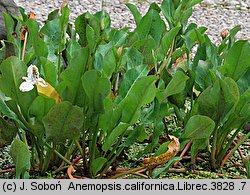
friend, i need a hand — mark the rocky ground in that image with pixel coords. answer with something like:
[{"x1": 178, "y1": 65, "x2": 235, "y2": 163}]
[{"x1": 12, "y1": 0, "x2": 250, "y2": 45}]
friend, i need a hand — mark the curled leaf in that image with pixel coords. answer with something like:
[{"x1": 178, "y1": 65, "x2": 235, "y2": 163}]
[
  {"x1": 142, "y1": 135, "x2": 180, "y2": 168},
  {"x1": 67, "y1": 165, "x2": 76, "y2": 179}
]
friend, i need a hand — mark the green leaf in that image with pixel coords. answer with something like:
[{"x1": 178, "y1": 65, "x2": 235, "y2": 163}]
[
  {"x1": 59, "y1": 5, "x2": 70, "y2": 51},
  {"x1": 94, "y1": 42, "x2": 116, "y2": 77},
  {"x1": 195, "y1": 60, "x2": 213, "y2": 91},
  {"x1": 190, "y1": 138, "x2": 209, "y2": 163},
  {"x1": 188, "y1": 0, "x2": 203, "y2": 8},
  {"x1": 126, "y1": 3, "x2": 142, "y2": 25},
  {"x1": 26, "y1": 19, "x2": 48, "y2": 59},
  {"x1": 220, "y1": 40, "x2": 250, "y2": 81},
  {"x1": 59, "y1": 6, "x2": 70, "y2": 31},
  {"x1": 29, "y1": 96, "x2": 56, "y2": 124},
  {"x1": 194, "y1": 77, "x2": 240, "y2": 124},
  {"x1": 0, "y1": 117, "x2": 18, "y2": 147},
  {"x1": 40, "y1": 57, "x2": 58, "y2": 88},
  {"x1": 237, "y1": 69, "x2": 250, "y2": 94},
  {"x1": 181, "y1": 115, "x2": 215, "y2": 162},
  {"x1": 244, "y1": 157, "x2": 250, "y2": 179},
  {"x1": 161, "y1": 0, "x2": 174, "y2": 28},
  {"x1": 43, "y1": 101, "x2": 83, "y2": 144},
  {"x1": 128, "y1": 9, "x2": 166, "y2": 46},
  {"x1": 116, "y1": 66, "x2": 148, "y2": 104},
  {"x1": 0, "y1": 92, "x2": 23, "y2": 125},
  {"x1": 75, "y1": 13, "x2": 88, "y2": 46},
  {"x1": 60, "y1": 46, "x2": 89, "y2": 106},
  {"x1": 3, "y1": 12, "x2": 15, "y2": 42},
  {"x1": 0, "y1": 57, "x2": 36, "y2": 119},
  {"x1": 112, "y1": 30, "x2": 128, "y2": 47},
  {"x1": 152, "y1": 157, "x2": 182, "y2": 178},
  {"x1": 40, "y1": 18, "x2": 61, "y2": 57},
  {"x1": 165, "y1": 70, "x2": 189, "y2": 98},
  {"x1": 142, "y1": 98, "x2": 170, "y2": 125},
  {"x1": 168, "y1": 91, "x2": 186, "y2": 108},
  {"x1": 154, "y1": 141, "x2": 170, "y2": 156},
  {"x1": 204, "y1": 36, "x2": 219, "y2": 68},
  {"x1": 121, "y1": 125, "x2": 147, "y2": 147},
  {"x1": 102, "y1": 123, "x2": 130, "y2": 152},
  {"x1": 10, "y1": 139, "x2": 31, "y2": 179},
  {"x1": 173, "y1": 3, "x2": 185, "y2": 25},
  {"x1": 218, "y1": 25, "x2": 241, "y2": 54},
  {"x1": 98, "y1": 103, "x2": 115, "y2": 133},
  {"x1": 2, "y1": 100, "x2": 45, "y2": 139},
  {"x1": 124, "y1": 47, "x2": 143, "y2": 70},
  {"x1": 19, "y1": 7, "x2": 28, "y2": 21},
  {"x1": 226, "y1": 89, "x2": 250, "y2": 130},
  {"x1": 148, "y1": 3, "x2": 161, "y2": 13},
  {"x1": 95, "y1": 11, "x2": 111, "y2": 30},
  {"x1": 102, "y1": 49, "x2": 116, "y2": 78},
  {"x1": 91, "y1": 157, "x2": 107, "y2": 176},
  {"x1": 193, "y1": 43, "x2": 206, "y2": 70},
  {"x1": 47, "y1": 9, "x2": 60, "y2": 21},
  {"x1": 86, "y1": 25, "x2": 96, "y2": 52},
  {"x1": 181, "y1": 115, "x2": 215, "y2": 140},
  {"x1": 157, "y1": 26, "x2": 181, "y2": 61},
  {"x1": 87, "y1": 12, "x2": 101, "y2": 35},
  {"x1": 82, "y1": 70, "x2": 111, "y2": 114},
  {"x1": 119, "y1": 75, "x2": 158, "y2": 124},
  {"x1": 132, "y1": 37, "x2": 157, "y2": 65},
  {"x1": 173, "y1": 0, "x2": 181, "y2": 8},
  {"x1": 181, "y1": 8, "x2": 192, "y2": 25}
]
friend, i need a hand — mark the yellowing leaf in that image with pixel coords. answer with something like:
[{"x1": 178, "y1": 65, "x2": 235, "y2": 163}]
[{"x1": 36, "y1": 82, "x2": 61, "y2": 104}]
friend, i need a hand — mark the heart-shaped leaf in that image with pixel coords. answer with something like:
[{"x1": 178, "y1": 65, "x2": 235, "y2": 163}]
[
  {"x1": 181, "y1": 115, "x2": 215, "y2": 140},
  {"x1": 181, "y1": 115, "x2": 215, "y2": 162}
]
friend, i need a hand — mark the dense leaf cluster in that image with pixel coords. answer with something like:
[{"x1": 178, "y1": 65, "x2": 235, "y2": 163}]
[{"x1": 0, "y1": 0, "x2": 249, "y2": 178}]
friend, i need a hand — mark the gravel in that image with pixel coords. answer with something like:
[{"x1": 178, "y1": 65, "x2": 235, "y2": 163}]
[{"x1": 12, "y1": 0, "x2": 249, "y2": 45}]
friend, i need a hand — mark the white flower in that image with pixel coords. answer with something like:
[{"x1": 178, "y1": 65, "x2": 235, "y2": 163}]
[{"x1": 19, "y1": 65, "x2": 47, "y2": 92}]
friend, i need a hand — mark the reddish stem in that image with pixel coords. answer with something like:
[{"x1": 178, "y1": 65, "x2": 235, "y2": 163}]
[
  {"x1": 0, "y1": 169, "x2": 16, "y2": 174},
  {"x1": 174, "y1": 140, "x2": 192, "y2": 167},
  {"x1": 72, "y1": 155, "x2": 82, "y2": 164}
]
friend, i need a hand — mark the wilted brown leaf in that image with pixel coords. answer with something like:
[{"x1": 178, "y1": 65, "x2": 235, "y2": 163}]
[{"x1": 142, "y1": 135, "x2": 180, "y2": 168}]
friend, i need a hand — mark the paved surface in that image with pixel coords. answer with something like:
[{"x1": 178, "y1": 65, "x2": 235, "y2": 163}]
[{"x1": 11, "y1": 0, "x2": 250, "y2": 44}]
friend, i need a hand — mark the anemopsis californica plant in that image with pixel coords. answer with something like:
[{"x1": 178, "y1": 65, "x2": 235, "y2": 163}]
[{"x1": 19, "y1": 65, "x2": 47, "y2": 92}]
